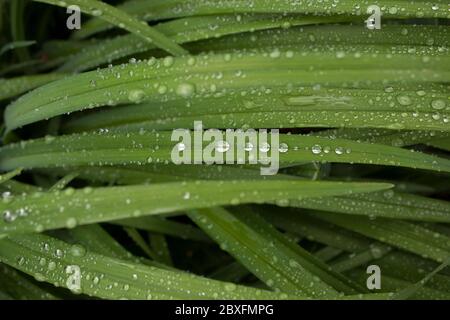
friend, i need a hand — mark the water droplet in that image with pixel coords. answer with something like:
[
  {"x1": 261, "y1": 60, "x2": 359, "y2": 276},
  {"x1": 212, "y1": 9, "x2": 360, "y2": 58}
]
[
  {"x1": 431, "y1": 99, "x2": 446, "y2": 110},
  {"x1": 216, "y1": 141, "x2": 230, "y2": 153},
  {"x1": 311, "y1": 145, "x2": 322, "y2": 154},
  {"x1": 176, "y1": 83, "x2": 195, "y2": 98}
]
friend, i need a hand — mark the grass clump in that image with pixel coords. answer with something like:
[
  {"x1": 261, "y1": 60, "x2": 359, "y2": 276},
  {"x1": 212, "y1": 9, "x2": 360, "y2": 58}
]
[{"x1": 0, "y1": 0, "x2": 449, "y2": 300}]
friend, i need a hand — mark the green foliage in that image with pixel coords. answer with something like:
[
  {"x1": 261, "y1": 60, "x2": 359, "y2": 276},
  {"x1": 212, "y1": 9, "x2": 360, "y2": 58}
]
[{"x1": 0, "y1": 0, "x2": 449, "y2": 300}]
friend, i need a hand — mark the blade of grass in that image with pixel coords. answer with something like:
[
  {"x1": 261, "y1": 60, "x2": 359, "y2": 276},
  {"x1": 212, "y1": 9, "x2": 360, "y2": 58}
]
[
  {"x1": 0, "y1": 74, "x2": 65, "y2": 101},
  {"x1": 0, "y1": 263, "x2": 58, "y2": 300},
  {"x1": 5, "y1": 49, "x2": 449, "y2": 131},
  {"x1": 10, "y1": 0, "x2": 30, "y2": 61},
  {"x1": 291, "y1": 190, "x2": 450, "y2": 222},
  {"x1": 0, "y1": 41, "x2": 36, "y2": 57},
  {"x1": 149, "y1": 234, "x2": 173, "y2": 266},
  {"x1": 59, "y1": 14, "x2": 349, "y2": 73},
  {"x1": 189, "y1": 207, "x2": 360, "y2": 298},
  {"x1": 0, "y1": 233, "x2": 291, "y2": 299},
  {"x1": 74, "y1": 0, "x2": 450, "y2": 39},
  {"x1": 0, "y1": 179, "x2": 391, "y2": 236},
  {"x1": 1, "y1": 131, "x2": 449, "y2": 173},
  {"x1": 113, "y1": 217, "x2": 211, "y2": 242},
  {"x1": 314, "y1": 211, "x2": 450, "y2": 263}
]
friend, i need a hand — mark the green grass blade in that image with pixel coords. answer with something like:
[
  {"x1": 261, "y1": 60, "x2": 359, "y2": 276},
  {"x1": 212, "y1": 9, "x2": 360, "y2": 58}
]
[
  {"x1": 0, "y1": 74, "x2": 65, "y2": 101},
  {"x1": 10, "y1": 0, "x2": 30, "y2": 61},
  {"x1": 189, "y1": 207, "x2": 355, "y2": 298},
  {"x1": 5, "y1": 49, "x2": 449, "y2": 131},
  {"x1": 0, "y1": 168, "x2": 23, "y2": 185},
  {"x1": 1, "y1": 131, "x2": 449, "y2": 173},
  {"x1": 0, "y1": 180, "x2": 390, "y2": 236},
  {"x1": 0, "y1": 263, "x2": 58, "y2": 300},
  {"x1": 74, "y1": 0, "x2": 450, "y2": 39},
  {"x1": 314, "y1": 212, "x2": 450, "y2": 263},
  {"x1": 391, "y1": 258, "x2": 450, "y2": 299},
  {"x1": 292, "y1": 190, "x2": 450, "y2": 222},
  {"x1": 0, "y1": 41, "x2": 36, "y2": 57},
  {"x1": 113, "y1": 217, "x2": 211, "y2": 242}
]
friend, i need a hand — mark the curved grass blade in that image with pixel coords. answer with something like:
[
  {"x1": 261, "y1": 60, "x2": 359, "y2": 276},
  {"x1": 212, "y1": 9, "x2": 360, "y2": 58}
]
[
  {"x1": 0, "y1": 179, "x2": 390, "y2": 236},
  {"x1": 33, "y1": 0, "x2": 187, "y2": 56},
  {"x1": 0, "y1": 233, "x2": 290, "y2": 299},
  {"x1": 41, "y1": 164, "x2": 295, "y2": 186},
  {"x1": 149, "y1": 234, "x2": 173, "y2": 266}
]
